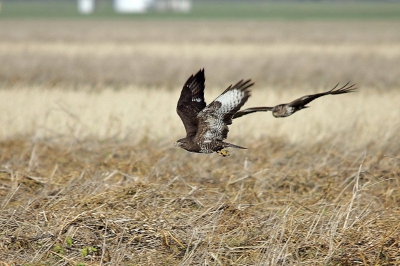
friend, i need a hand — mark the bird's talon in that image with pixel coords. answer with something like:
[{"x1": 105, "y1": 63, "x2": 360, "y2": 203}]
[{"x1": 218, "y1": 149, "x2": 230, "y2": 157}]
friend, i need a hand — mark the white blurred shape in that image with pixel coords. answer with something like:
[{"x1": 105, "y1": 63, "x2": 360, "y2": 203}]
[
  {"x1": 77, "y1": 0, "x2": 95, "y2": 14},
  {"x1": 114, "y1": 0, "x2": 153, "y2": 13}
]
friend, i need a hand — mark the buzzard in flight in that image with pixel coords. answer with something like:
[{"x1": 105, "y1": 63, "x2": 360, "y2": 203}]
[
  {"x1": 233, "y1": 82, "x2": 356, "y2": 119},
  {"x1": 175, "y1": 69, "x2": 253, "y2": 157}
]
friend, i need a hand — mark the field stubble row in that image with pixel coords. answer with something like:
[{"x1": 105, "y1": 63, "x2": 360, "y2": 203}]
[
  {"x1": 1, "y1": 85, "x2": 399, "y2": 154},
  {"x1": 0, "y1": 20, "x2": 400, "y2": 89}
]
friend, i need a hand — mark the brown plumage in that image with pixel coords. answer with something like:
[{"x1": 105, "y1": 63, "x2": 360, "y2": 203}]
[
  {"x1": 233, "y1": 82, "x2": 357, "y2": 119},
  {"x1": 175, "y1": 69, "x2": 254, "y2": 157}
]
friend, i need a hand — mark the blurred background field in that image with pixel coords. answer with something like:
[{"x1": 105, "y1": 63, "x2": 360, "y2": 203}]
[
  {"x1": 1, "y1": 0, "x2": 400, "y2": 20},
  {"x1": 1, "y1": 1, "x2": 400, "y2": 265},
  {"x1": 1, "y1": 18, "x2": 400, "y2": 147}
]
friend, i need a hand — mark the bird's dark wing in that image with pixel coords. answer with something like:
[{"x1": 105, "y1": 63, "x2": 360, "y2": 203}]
[
  {"x1": 233, "y1": 106, "x2": 274, "y2": 119},
  {"x1": 177, "y1": 69, "x2": 207, "y2": 138},
  {"x1": 196, "y1": 79, "x2": 253, "y2": 142},
  {"x1": 287, "y1": 82, "x2": 357, "y2": 108}
]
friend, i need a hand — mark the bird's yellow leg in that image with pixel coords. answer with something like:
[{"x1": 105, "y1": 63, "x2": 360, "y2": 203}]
[{"x1": 217, "y1": 149, "x2": 230, "y2": 157}]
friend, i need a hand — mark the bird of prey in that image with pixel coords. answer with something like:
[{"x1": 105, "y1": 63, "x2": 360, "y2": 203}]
[
  {"x1": 175, "y1": 69, "x2": 254, "y2": 157},
  {"x1": 233, "y1": 82, "x2": 356, "y2": 119}
]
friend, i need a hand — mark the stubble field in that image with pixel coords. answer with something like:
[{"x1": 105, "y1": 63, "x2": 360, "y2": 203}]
[{"x1": 1, "y1": 19, "x2": 400, "y2": 265}]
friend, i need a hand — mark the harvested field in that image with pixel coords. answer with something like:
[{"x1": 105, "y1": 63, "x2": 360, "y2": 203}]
[
  {"x1": 1, "y1": 20, "x2": 400, "y2": 89},
  {"x1": 1, "y1": 19, "x2": 400, "y2": 265}
]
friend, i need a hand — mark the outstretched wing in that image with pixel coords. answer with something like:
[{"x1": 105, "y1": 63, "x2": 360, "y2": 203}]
[
  {"x1": 177, "y1": 69, "x2": 207, "y2": 138},
  {"x1": 196, "y1": 79, "x2": 253, "y2": 143},
  {"x1": 287, "y1": 82, "x2": 357, "y2": 108},
  {"x1": 233, "y1": 82, "x2": 357, "y2": 119},
  {"x1": 233, "y1": 106, "x2": 274, "y2": 119}
]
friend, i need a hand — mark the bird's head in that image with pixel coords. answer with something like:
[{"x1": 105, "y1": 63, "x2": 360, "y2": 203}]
[
  {"x1": 272, "y1": 105, "x2": 284, "y2": 118},
  {"x1": 272, "y1": 109, "x2": 279, "y2": 118},
  {"x1": 272, "y1": 105, "x2": 293, "y2": 118},
  {"x1": 174, "y1": 138, "x2": 188, "y2": 149}
]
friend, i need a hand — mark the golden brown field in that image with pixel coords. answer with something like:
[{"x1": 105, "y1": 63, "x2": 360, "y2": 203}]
[{"x1": 1, "y1": 20, "x2": 400, "y2": 265}]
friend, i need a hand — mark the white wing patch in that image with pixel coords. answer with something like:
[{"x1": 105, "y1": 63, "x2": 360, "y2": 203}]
[
  {"x1": 203, "y1": 131, "x2": 213, "y2": 142},
  {"x1": 192, "y1": 97, "x2": 202, "y2": 102},
  {"x1": 213, "y1": 89, "x2": 246, "y2": 115},
  {"x1": 285, "y1": 106, "x2": 294, "y2": 114},
  {"x1": 301, "y1": 96, "x2": 311, "y2": 101}
]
